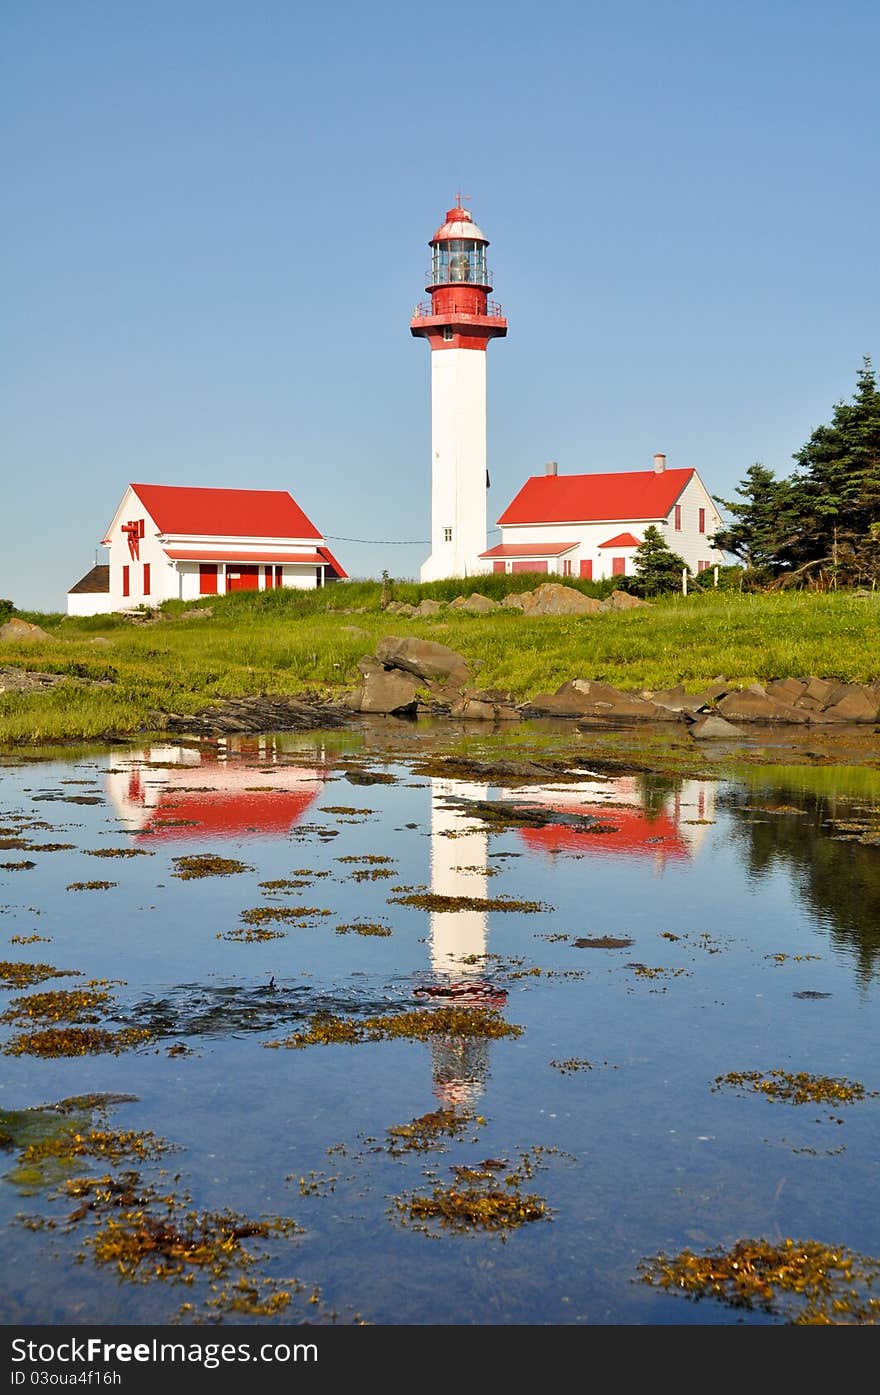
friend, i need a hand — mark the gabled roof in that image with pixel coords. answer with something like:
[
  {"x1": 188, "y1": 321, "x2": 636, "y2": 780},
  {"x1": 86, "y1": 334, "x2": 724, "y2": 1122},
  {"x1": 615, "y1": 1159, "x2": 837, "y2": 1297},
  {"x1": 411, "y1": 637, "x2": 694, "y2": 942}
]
[
  {"x1": 497, "y1": 469, "x2": 695, "y2": 526},
  {"x1": 124, "y1": 484, "x2": 323, "y2": 540},
  {"x1": 478, "y1": 541, "x2": 577, "y2": 559},
  {"x1": 68, "y1": 564, "x2": 110, "y2": 595},
  {"x1": 598, "y1": 532, "x2": 641, "y2": 549}
]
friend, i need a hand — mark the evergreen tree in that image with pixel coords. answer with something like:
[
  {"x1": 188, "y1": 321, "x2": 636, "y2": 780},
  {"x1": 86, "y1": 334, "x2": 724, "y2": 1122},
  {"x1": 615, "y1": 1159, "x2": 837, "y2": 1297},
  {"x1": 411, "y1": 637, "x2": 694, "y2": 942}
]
[
  {"x1": 632, "y1": 525, "x2": 688, "y2": 596},
  {"x1": 711, "y1": 464, "x2": 787, "y2": 568}
]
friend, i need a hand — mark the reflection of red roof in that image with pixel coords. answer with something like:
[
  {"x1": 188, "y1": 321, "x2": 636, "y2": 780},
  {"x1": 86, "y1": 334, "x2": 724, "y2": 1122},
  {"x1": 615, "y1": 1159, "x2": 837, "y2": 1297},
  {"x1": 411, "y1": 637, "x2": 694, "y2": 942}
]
[
  {"x1": 478, "y1": 541, "x2": 577, "y2": 559},
  {"x1": 518, "y1": 806, "x2": 689, "y2": 859},
  {"x1": 598, "y1": 532, "x2": 640, "y2": 548},
  {"x1": 497, "y1": 470, "x2": 694, "y2": 525},
  {"x1": 121, "y1": 484, "x2": 323, "y2": 540},
  {"x1": 136, "y1": 787, "x2": 320, "y2": 841}
]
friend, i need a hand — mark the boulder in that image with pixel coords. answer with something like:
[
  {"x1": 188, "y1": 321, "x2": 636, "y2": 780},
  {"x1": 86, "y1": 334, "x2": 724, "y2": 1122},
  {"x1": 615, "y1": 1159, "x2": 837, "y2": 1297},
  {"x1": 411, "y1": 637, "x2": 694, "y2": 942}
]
[
  {"x1": 604, "y1": 589, "x2": 649, "y2": 611},
  {"x1": 0, "y1": 618, "x2": 51, "y2": 643},
  {"x1": 521, "y1": 584, "x2": 604, "y2": 616},
  {"x1": 358, "y1": 668, "x2": 421, "y2": 715},
  {"x1": 374, "y1": 635, "x2": 470, "y2": 687},
  {"x1": 576, "y1": 696, "x2": 671, "y2": 726},
  {"x1": 690, "y1": 713, "x2": 746, "y2": 740},
  {"x1": 412, "y1": 599, "x2": 444, "y2": 617},
  {"x1": 501, "y1": 591, "x2": 528, "y2": 609},
  {"x1": 449, "y1": 592, "x2": 501, "y2": 613},
  {"x1": 765, "y1": 677, "x2": 808, "y2": 704},
  {"x1": 802, "y1": 676, "x2": 837, "y2": 705},
  {"x1": 384, "y1": 601, "x2": 415, "y2": 617},
  {"x1": 716, "y1": 689, "x2": 809, "y2": 723}
]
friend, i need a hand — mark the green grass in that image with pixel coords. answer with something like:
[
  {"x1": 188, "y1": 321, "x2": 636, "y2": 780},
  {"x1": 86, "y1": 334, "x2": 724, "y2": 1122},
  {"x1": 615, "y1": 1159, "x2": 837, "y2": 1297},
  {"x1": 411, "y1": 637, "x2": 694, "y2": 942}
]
[{"x1": 1, "y1": 583, "x2": 879, "y2": 742}]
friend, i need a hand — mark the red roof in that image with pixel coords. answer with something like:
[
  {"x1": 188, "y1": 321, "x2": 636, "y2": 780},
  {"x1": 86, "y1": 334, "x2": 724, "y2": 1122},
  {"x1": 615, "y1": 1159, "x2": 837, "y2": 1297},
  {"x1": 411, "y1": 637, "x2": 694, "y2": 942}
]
[
  {"x1": 598, "y1": 532, "x2": 641, "y2": 549},
  {"x1": 478, "y1": 541, "x2": 577, "y2": 559},
  {"x1": 317, "y1": 545, "x2": 348, "y2": 580},
  {"x1": 497, "y1": 469, "x2": 694, "y2": 526},
  {"x1": 125, "y1": 484, "x2": 323, "y2": 540}
]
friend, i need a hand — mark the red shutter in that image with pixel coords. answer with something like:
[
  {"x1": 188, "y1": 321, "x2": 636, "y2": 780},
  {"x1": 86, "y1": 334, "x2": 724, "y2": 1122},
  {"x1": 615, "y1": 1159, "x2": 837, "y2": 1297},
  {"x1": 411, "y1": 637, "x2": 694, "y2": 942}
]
[
  {"x1": 122, "y1": 565, "x2": 129, "y2": 597},
  {"x1": 579, "y1": 560, "x2": 593, "y2": 580},
  {"x1": 143, "y1": 563, "x2": 151, "y2": 596},
  {"x1": 275, "y1": 565, "x2": 283, "y2": 588},
  {"x1": 674, "y1": 505, "x2": 682, "y2": 530},
  {"x1": 698, "y1": 507, "x2": 706, "y2": 533},
  {"x1": 612, "y1": 556, "x2": 626, "y2": 576}
]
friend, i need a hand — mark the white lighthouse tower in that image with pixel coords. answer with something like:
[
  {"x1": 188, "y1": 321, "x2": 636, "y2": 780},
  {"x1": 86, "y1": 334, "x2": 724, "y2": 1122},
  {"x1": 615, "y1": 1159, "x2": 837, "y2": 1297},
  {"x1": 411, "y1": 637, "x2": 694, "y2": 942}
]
[{"x1": 411, "y1": 199, "x2": 507, "y2": 581}]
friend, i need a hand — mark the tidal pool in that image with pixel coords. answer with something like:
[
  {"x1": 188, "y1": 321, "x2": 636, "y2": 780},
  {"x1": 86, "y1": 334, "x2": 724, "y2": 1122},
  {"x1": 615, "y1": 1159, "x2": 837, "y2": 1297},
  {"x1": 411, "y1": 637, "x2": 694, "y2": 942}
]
[{"x1": 1, "y1": 724, "x2": 879, "y2": 1326}]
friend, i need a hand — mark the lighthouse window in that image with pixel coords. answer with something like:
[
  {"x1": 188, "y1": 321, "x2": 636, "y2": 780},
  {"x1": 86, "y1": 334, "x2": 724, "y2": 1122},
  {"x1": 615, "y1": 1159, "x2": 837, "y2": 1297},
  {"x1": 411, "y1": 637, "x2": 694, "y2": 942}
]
[
  {"x1": 444, "y1": 527, "x2": 452, "y2": 542},
  {"x1": 442, "y1": 327, "x2": 454, "y2": 342}
]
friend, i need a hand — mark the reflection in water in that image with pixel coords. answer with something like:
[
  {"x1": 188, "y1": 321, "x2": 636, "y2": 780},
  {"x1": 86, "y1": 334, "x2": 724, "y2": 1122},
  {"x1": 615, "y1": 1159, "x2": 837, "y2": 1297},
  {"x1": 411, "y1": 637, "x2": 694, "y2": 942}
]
[
  {"x1": 721, "y1": 782, "x2": 880, "y2": 981},
  {"x1": 427, "y1": 778, "x2": 493, "y2": 1107},
  {"x1": 506, "y1": 774, "x2": 717, "y2": 868},
  {"x1": 104, "y1": 739, "x2": 329, "y2": 841}
]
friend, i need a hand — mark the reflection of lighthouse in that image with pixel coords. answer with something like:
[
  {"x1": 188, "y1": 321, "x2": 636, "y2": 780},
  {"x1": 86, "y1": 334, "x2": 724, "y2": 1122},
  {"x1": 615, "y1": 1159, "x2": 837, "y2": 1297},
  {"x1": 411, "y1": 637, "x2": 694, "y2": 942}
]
[
  {"x1": 426, "y1": 778, "x2": 494, "y2": 1107},
  {"x1": 104, "y1": 739, "x2": 328, "y2": 840}
]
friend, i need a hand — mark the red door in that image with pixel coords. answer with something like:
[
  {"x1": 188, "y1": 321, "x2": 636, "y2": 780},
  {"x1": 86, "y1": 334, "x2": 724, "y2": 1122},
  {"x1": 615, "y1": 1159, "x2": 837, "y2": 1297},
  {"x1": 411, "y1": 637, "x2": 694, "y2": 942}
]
[
  {"x1": 492, "y1": 560, "x2": 505, "y2": 573},
  {"x1": 579, "y1": 559, "x2": 593, "y2": 580},
  {"x1": 199, "y1": 565, "x2": 218, "y2": 595},
  {"x1": 226, "y1": 566, "x2": 259, "y2": 592},
  {"x1": 511, "y1": 559, "x2": 547, "y2": 574},
  {"x1": 612, "y1": 556, "x2": 626, "y2": 576}
]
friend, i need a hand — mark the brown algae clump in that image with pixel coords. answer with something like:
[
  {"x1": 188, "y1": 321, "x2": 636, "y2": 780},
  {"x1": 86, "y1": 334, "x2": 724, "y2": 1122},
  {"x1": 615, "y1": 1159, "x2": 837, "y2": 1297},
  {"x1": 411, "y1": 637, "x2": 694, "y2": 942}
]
[
  {"x1": 573, "y1": 936, "x2": 634, "y2": 949},
  {"x1": 388, "y1": 892, "x2": 552, "y2": 913},
  {"x1": 335, "y1": 922, "x2": 392, "y2": 937},
  {"x1": 0, "y1": 987, "x2": 112, "y2": 1025},
  {"x1": 84, "y1": 848, "x2": 154, "y2": 858},
  {"x1": 266, "y1": 1005, "x2": 522, "y2": 1050},
  {"x1": 88, "y1": 1206, "x2": 301, "y2": 1282},
  {"x1": 171, "y1": 854, "x2": 254, "y2": 879},
  {"x1": 66, "y1": 881, "x2": 118, "y2": 892},
  {"x1": 219, "y1": 927, "x2": 286, "y2": 943},
  {"x1": 0, "y1": 961, "x2": 81, "y2": 989},
  {"x1": 712, "y1": 1070, "x2": 876, "y2": 1107},
  {"x1": 239, "y1": 906, "x2": 332, "y2": 926},
  {"x1": 386, "y1": 1107, "x2": 477, "y2": 1155},
  {"x1": 4, "y1": 1026, "x2": 153, "y2": 1058},
  {"x1": 395, "y1": 1153, "x2": 550, "y2": 1235},
  {"x1": 638, "y1": 1237, "x2": 880, "y2": 1324}
]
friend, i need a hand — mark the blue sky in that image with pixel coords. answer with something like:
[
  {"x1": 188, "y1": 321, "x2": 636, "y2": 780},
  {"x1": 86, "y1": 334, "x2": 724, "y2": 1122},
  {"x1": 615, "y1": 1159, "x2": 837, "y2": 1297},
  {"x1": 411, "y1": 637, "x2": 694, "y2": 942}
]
[{"x1": 3, "y1": 0, "x2": 878, "y2": 610}]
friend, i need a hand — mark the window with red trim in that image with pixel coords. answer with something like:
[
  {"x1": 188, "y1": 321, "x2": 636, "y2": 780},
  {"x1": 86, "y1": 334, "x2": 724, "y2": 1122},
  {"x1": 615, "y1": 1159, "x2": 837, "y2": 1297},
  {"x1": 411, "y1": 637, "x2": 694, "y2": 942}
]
[{"x1": 562, "y1": 558, "x2": 572, "y2": 576}]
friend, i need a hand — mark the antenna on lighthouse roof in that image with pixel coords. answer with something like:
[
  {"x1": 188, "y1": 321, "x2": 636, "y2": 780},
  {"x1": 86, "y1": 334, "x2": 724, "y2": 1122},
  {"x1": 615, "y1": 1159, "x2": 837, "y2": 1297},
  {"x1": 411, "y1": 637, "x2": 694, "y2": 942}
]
[{"x1": 455, "y1": 188, "x2": 471, "y2": 209}]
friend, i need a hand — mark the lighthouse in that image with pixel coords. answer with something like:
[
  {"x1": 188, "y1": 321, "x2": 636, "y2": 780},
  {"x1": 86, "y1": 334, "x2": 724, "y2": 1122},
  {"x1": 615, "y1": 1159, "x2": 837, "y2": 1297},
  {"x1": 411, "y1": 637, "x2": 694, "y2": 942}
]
[{"x1": 410, "y1": 199, "x2": 507, "y2": 581}]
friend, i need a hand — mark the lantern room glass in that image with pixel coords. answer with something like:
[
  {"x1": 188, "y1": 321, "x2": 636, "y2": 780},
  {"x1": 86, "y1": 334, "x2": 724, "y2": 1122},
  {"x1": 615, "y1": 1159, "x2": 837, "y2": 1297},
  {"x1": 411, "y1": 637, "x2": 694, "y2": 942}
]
[{"x1": 431, "y1": 240, "x2": 488, "y2": 286}]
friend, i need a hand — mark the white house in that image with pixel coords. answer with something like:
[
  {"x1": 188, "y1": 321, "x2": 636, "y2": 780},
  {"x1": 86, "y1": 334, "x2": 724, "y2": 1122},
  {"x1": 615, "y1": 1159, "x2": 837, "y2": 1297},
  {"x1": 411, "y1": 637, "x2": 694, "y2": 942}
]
[
  {"x1": 66, "y1": 483, "x2": 347, "y2": 615},
  {"x1": 479, "y1": 455, "x2": 725, "y2": 580}
]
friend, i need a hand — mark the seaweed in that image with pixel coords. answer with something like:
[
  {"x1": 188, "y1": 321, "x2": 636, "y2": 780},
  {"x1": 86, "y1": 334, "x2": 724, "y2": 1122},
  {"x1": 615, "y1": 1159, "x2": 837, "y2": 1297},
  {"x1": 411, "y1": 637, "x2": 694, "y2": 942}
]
[
  {"x1": 171, "y1": 854, "x2": 254, "y2": 879},
  {"x1": 266, "y1": 1005, "x2": 523, "y2": 1050}
]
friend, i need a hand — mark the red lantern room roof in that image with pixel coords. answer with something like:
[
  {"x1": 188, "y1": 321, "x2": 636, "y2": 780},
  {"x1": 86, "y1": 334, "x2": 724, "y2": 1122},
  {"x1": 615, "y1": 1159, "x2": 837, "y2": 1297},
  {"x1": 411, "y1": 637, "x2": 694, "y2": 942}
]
[{"x1": 430, "y1": 200, "x2": 489, "y2": 245}]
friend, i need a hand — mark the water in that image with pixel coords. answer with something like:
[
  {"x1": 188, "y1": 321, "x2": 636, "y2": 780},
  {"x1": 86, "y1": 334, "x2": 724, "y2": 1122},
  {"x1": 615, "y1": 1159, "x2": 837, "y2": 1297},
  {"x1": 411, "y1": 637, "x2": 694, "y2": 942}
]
[{"x1": 1, "y1": 726, "x2": 879, "y2": 1326}]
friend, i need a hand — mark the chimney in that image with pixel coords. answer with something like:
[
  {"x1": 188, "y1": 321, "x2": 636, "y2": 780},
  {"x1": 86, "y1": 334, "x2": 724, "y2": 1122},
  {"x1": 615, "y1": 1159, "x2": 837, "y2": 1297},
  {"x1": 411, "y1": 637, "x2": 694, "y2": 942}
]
[
  {"x1": 545, "y1": 460, "x2": 558, "y2": 476},
  {"x1": 653, "y1": 453, "x2": 666, "y2": 473}
]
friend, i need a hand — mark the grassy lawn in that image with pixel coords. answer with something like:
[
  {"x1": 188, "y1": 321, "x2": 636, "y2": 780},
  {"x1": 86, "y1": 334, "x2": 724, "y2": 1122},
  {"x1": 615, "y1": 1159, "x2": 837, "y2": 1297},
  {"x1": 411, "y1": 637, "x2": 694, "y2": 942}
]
[{"x1": 1, "y1": 582, "x2": 879, "y2": 742}]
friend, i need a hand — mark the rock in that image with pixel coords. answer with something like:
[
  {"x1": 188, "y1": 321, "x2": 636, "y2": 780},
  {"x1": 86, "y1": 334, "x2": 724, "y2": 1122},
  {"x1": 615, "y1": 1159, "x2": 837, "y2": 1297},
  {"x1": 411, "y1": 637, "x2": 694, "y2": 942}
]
[
  {"x1": 0, "y1": 665, "x2": 66, "y2": 693},
  {"x1": 521, "y1": 584, "x2": 604, "y2": 616},
  {"x1": 765, "y1": 677, "x2": 807, "y2": 704},
  {"x1": 576, "y1": 697, "x2": 672, "y2": 726},
  {"x1": 0, "y1": 619, "x2": 51, "y2": 643},
  {"x1": 823, "y1": 688, "x2": 880, "y2": 722},
  {"x1": 162, "y1": 696, "x2": 350, "y2": 736},
  {"x1": 384, "y1": 601, "x2": 415, "y2": 617},
  {"x1": 411, "y1": 599, "x2": 444, "y2": 617},
  {"x1": 690, "y1": 714, "x2": 746, "y2": 740},
  {"x1": 179, "y1": 607, "x2": 212, "y2": 620},
  {"x1": 374, "y1": 635, "x2": 470, "y2": 687},
  {"x1": 605, "y1": 589, "x2": 649, "y2": 610},
  {"x1": 716, "y1": 689, "x2": 809, "y2": 723},
  {"x1": 501, "y1": 592, "x2": 529, "y2": 609},
  {"x1": 449, "y1": 592, "x2": 501, "y2": 613},
  {"x1": 640, "y1": 684, "x2": 709, "y2": 714},
  {"x1": 359, "y1": 668, "x2": 421, "y2": 715},
  {"x1": 802, "y1": 676, "x2": 837, "y2": 705}
]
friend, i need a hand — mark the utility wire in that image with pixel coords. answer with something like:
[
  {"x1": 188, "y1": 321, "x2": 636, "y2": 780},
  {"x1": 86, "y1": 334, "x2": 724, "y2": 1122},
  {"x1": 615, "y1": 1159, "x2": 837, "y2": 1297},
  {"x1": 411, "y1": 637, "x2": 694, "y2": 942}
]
[{"x1": 324, "y1": 526, "x2": 501, "y2": 546}]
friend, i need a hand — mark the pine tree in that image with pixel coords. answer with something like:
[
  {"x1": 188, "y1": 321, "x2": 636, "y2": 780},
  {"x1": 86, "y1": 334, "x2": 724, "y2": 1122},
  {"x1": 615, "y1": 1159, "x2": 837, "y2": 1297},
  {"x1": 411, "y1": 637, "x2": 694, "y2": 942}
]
[
  {"x1": 632, "y1": 525, "x2": 688, "y2": 596},
  {"x1": 712, "y1": 464, "x2": 787, "y2": 568}
]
